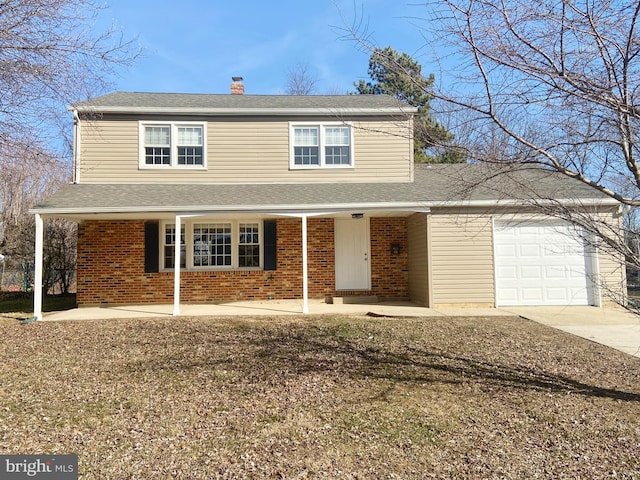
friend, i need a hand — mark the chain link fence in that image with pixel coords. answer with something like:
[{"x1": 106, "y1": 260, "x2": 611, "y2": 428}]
[{"x1": 0, "y1": 256, "x2": 34, "y2": 292}]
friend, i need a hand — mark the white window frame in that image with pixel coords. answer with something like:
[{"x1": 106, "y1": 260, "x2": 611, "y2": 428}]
[
  {"x1": 160, "y1": 220, "x2": 262, "y2": 271},
  {"x1": 289, "y1": 122, "x2": 354, "y2": 169},
  {"x1": 139, "y1": 121, "x2": 207, "y2": 169},
  {"x1": 162, "y1": 223, "x2": 186, "y2": 270},
  {"x1": 192, "y1": 222, "x2": 233, "y2": 269}
]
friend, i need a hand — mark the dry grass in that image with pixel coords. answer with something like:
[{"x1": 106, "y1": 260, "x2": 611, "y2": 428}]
[
  {"x1": 0, "y1": 292, "x2": 76, "y2": 314},
  {"x1": 0, "y1": 314, "x2": 639, "y2": 479}
]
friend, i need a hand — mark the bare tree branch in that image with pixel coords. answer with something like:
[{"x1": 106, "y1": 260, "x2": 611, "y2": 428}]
[
  {"x1": 0, "y1": 0, "x2": 139, "y2": 294},
  {"x1": 339, "y1": 0, "x2": 640, "y2": 309},
  {"x1": 285, "y1": 61, "x2": 319, "y2": 95},
  {"x1": 0, "y1": 0, "x2": 139, "y2": 145}
]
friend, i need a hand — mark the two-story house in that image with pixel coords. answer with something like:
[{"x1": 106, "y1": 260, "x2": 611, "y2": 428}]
[{"x1": 31, "y1": 78, "x2": 625, "y2": 319}]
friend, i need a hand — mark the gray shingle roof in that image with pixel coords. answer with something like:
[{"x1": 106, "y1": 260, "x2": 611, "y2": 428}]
[
  {"x1": 73, "y1": 92, "x2": 413, "y2": 114},
  {"x1": 33, "y1": 164, "x2": 615, "y2": 215}
]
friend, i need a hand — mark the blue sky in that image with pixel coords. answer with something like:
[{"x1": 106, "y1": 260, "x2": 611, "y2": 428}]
[{"x1": 98, "y1": 0, "x2": 438, "y2": 95}]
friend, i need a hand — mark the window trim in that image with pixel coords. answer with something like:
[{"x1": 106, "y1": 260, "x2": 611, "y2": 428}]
[
  {"x1": 139, "y1": 121, "x2": 207, "y2": 170},
  {"x1": 160, "y1": 220, "x2": 263, "y2": 272},
  {"x1": 192, "y1": 222, "x2": 233, "y2": 269},
  {"x1": 289, "y1": 122, "x2": 354, "y2": 169},
  {"x1": 162, "y1": 222, "x2": 186, "y2": 270}
]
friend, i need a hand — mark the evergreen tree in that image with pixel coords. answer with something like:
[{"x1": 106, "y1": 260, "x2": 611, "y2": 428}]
[{"x1": 355, "y1": 47, "x2": 463, "y2": 163}]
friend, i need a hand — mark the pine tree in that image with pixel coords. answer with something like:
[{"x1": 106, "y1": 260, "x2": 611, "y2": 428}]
[{"x1": 355, "y1": 47, "x2": 463, "y2": 163}]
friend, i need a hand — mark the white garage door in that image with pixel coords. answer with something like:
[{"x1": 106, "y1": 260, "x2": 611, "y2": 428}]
[{"x1": 494, "y1": 220, "x2": 594, "y2": 306}]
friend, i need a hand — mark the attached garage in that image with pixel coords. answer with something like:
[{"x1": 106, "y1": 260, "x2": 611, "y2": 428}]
[{"x1": 494, "y1": 220, "x2": 596, "y2": 306}]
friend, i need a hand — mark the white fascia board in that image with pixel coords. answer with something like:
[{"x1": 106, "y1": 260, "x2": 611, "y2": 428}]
[
  {"x1": 29, "y1": 198, "x2": 618, "y2": 216},
  {"x1": 71, "y1": 106, "x2": 418, "y2": 116},
  {"x1": 439, "y1": 198, "x2": 621, "y2": 208},
  {"x1": 30, "y1": 202, "x2": 430, "y2": 216}
]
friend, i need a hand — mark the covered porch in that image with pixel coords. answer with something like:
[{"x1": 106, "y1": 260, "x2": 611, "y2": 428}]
[{"x1": 31, "y1": 205, "x2": 430, "y2": 321}]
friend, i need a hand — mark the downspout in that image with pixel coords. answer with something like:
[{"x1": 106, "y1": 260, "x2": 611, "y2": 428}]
[
  {"x1": 426, "y1": 213, "x2": 434, "y2": 308},
  {"x1": 173, "y1": 215, "x2": 182, "y2": 316},
  {"x1": 301, "y1": 214, "x2": 309, "y2": 314},
  {"x1": 592, "y1": 236, "x2": 603, "y2": 308},
  {"x1": 72, "y1": 109, "x2": 80, "y2": 184}
]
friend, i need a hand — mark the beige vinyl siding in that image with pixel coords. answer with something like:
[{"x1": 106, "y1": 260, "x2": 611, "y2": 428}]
[
  {"x1": 599, "y1": 246, "x2": 626, "y2": 304},
  {"x1": 78, "y1": 115, "x2": 412, "y2": 184},
  {"x1": 430, "y1": 212, "x2": 495, "y2": 306},
  {"x1": 594, "y1": 210, "x2": 627, "y2": 304},
  {"x1": 79, "y1": 119, "x2": 138, "y2": 182},
  {"x1": 407, "y1": 213, "x2": 429, "y2": 306},
  {"x1": 423, "y1": 207, "x2": 625, "y2": 308}
]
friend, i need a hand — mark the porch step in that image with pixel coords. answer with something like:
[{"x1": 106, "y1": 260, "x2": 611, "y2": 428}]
[{"x1": 330, "y1": 295, "x2": 378, "y2": 305}]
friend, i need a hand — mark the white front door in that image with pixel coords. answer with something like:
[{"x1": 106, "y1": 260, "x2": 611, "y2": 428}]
[{"x1": 335, "y1": 218, "x2": 370, "y2": 290}]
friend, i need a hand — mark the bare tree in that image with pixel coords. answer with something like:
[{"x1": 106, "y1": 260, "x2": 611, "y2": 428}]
[
  {"x1": 0, "y1": 140, "x2": 63, "y2": 253},
  {"x1": 341, "y1": 0, "x2": 640, "y2": 308},
  {"x1": 0, "y1": 0, "x2": 138, "y2": 142},
  {"x1": 0, "y1": 138, "x2": 75, "y2": 293},
  {"x1": 421, "y1": 1, "x2": 640, "y2": 200},
  {"x1": 0, "y1": 0, "x2": 138, "y2": 294},
  {"x1": 42, "y1": 218, "x2": 77, "y2": 294},
  {"x1": 285, "y1": 61, "x2": 320, "y2": 95}
]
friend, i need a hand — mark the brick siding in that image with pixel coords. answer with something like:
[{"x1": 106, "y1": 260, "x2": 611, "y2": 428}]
[
  {"x1": 76, "y1": 217, "x2": 409, "y2": 305},
  {"x1": 370, "y1": 217, "x2": 409, "y2": 298}
]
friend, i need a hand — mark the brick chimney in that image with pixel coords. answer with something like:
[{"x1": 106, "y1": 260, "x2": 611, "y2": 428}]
[{"x1": 230, "y1": 76, "x2": 244, "y2": 95}]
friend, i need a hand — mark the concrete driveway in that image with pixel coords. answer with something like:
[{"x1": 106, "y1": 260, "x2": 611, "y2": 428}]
[{"x1": 506, "y1": 306, "x2": 640, "y2": 358}]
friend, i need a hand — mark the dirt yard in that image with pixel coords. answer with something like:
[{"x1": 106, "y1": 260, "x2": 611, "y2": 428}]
[{"x1": 1, "y1": 314, "x2": 638, "y2": 479}]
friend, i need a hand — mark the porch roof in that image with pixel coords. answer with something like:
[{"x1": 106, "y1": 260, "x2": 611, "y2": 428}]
[{"x1": 32, "y1": 164, "x2": 618, "y2": 216}]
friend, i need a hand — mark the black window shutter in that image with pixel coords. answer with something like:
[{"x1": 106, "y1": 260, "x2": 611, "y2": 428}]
[
  {"x1": 264, "y1": 220, "x2": 277, "y2": 271},
  {"x1": 144, "y1": 221, "x2": 160, "y2": 273}
]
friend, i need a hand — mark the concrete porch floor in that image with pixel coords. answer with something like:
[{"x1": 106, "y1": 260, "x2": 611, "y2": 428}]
[
  {"x1": 39, "y1": 301, "x2": 640, "y2": 358},
  {"x1": 41, "y1": 299, "x2": 515, "y2": 321}
]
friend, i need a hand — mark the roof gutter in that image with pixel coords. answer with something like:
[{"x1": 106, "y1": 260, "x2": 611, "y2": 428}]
[
  {"x1": 30, "y1": 202, "x2": 430, "y2": 216},
  {"x1": 438, "y1": 198, "x2": 621, "y2": 208},
  {"x1": 30, "y1": 197, "x2": 619, "y2": 216},
  {"x1": 69, "y1": 106, "x2": 418, "y2": 116}
]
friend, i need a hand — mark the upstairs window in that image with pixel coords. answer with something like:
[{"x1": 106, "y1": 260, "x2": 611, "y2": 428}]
[
  {"x1": 177, "y1": 126, "x2": 203, "y2": 165},
  {"x1": 293, "y1": 127, "x2": 320, "y2": 165},
  {"x1": 140, "y1": 122, "x2": 206, "y2": 168},
  {"x1": 145, "y1": 126, "x2": 171, "y2": 165},
  {"x1": 290, "y1": 123, "x2": 353, "y2": 168},
  {"x1": 324, "y1": 126, "x2": 351, "y2": 165}
]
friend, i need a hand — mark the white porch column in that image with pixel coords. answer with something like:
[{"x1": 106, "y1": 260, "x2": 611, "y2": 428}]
[
  {"x1": 173, "y1": 215, "x2": 182, "y2": 316},
  {"x1": 33, "y1": 214, "x2": 44, "y2": 320},
  {"x1": 301, "y1": 214, "x2": 309, "y2": 314}
]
